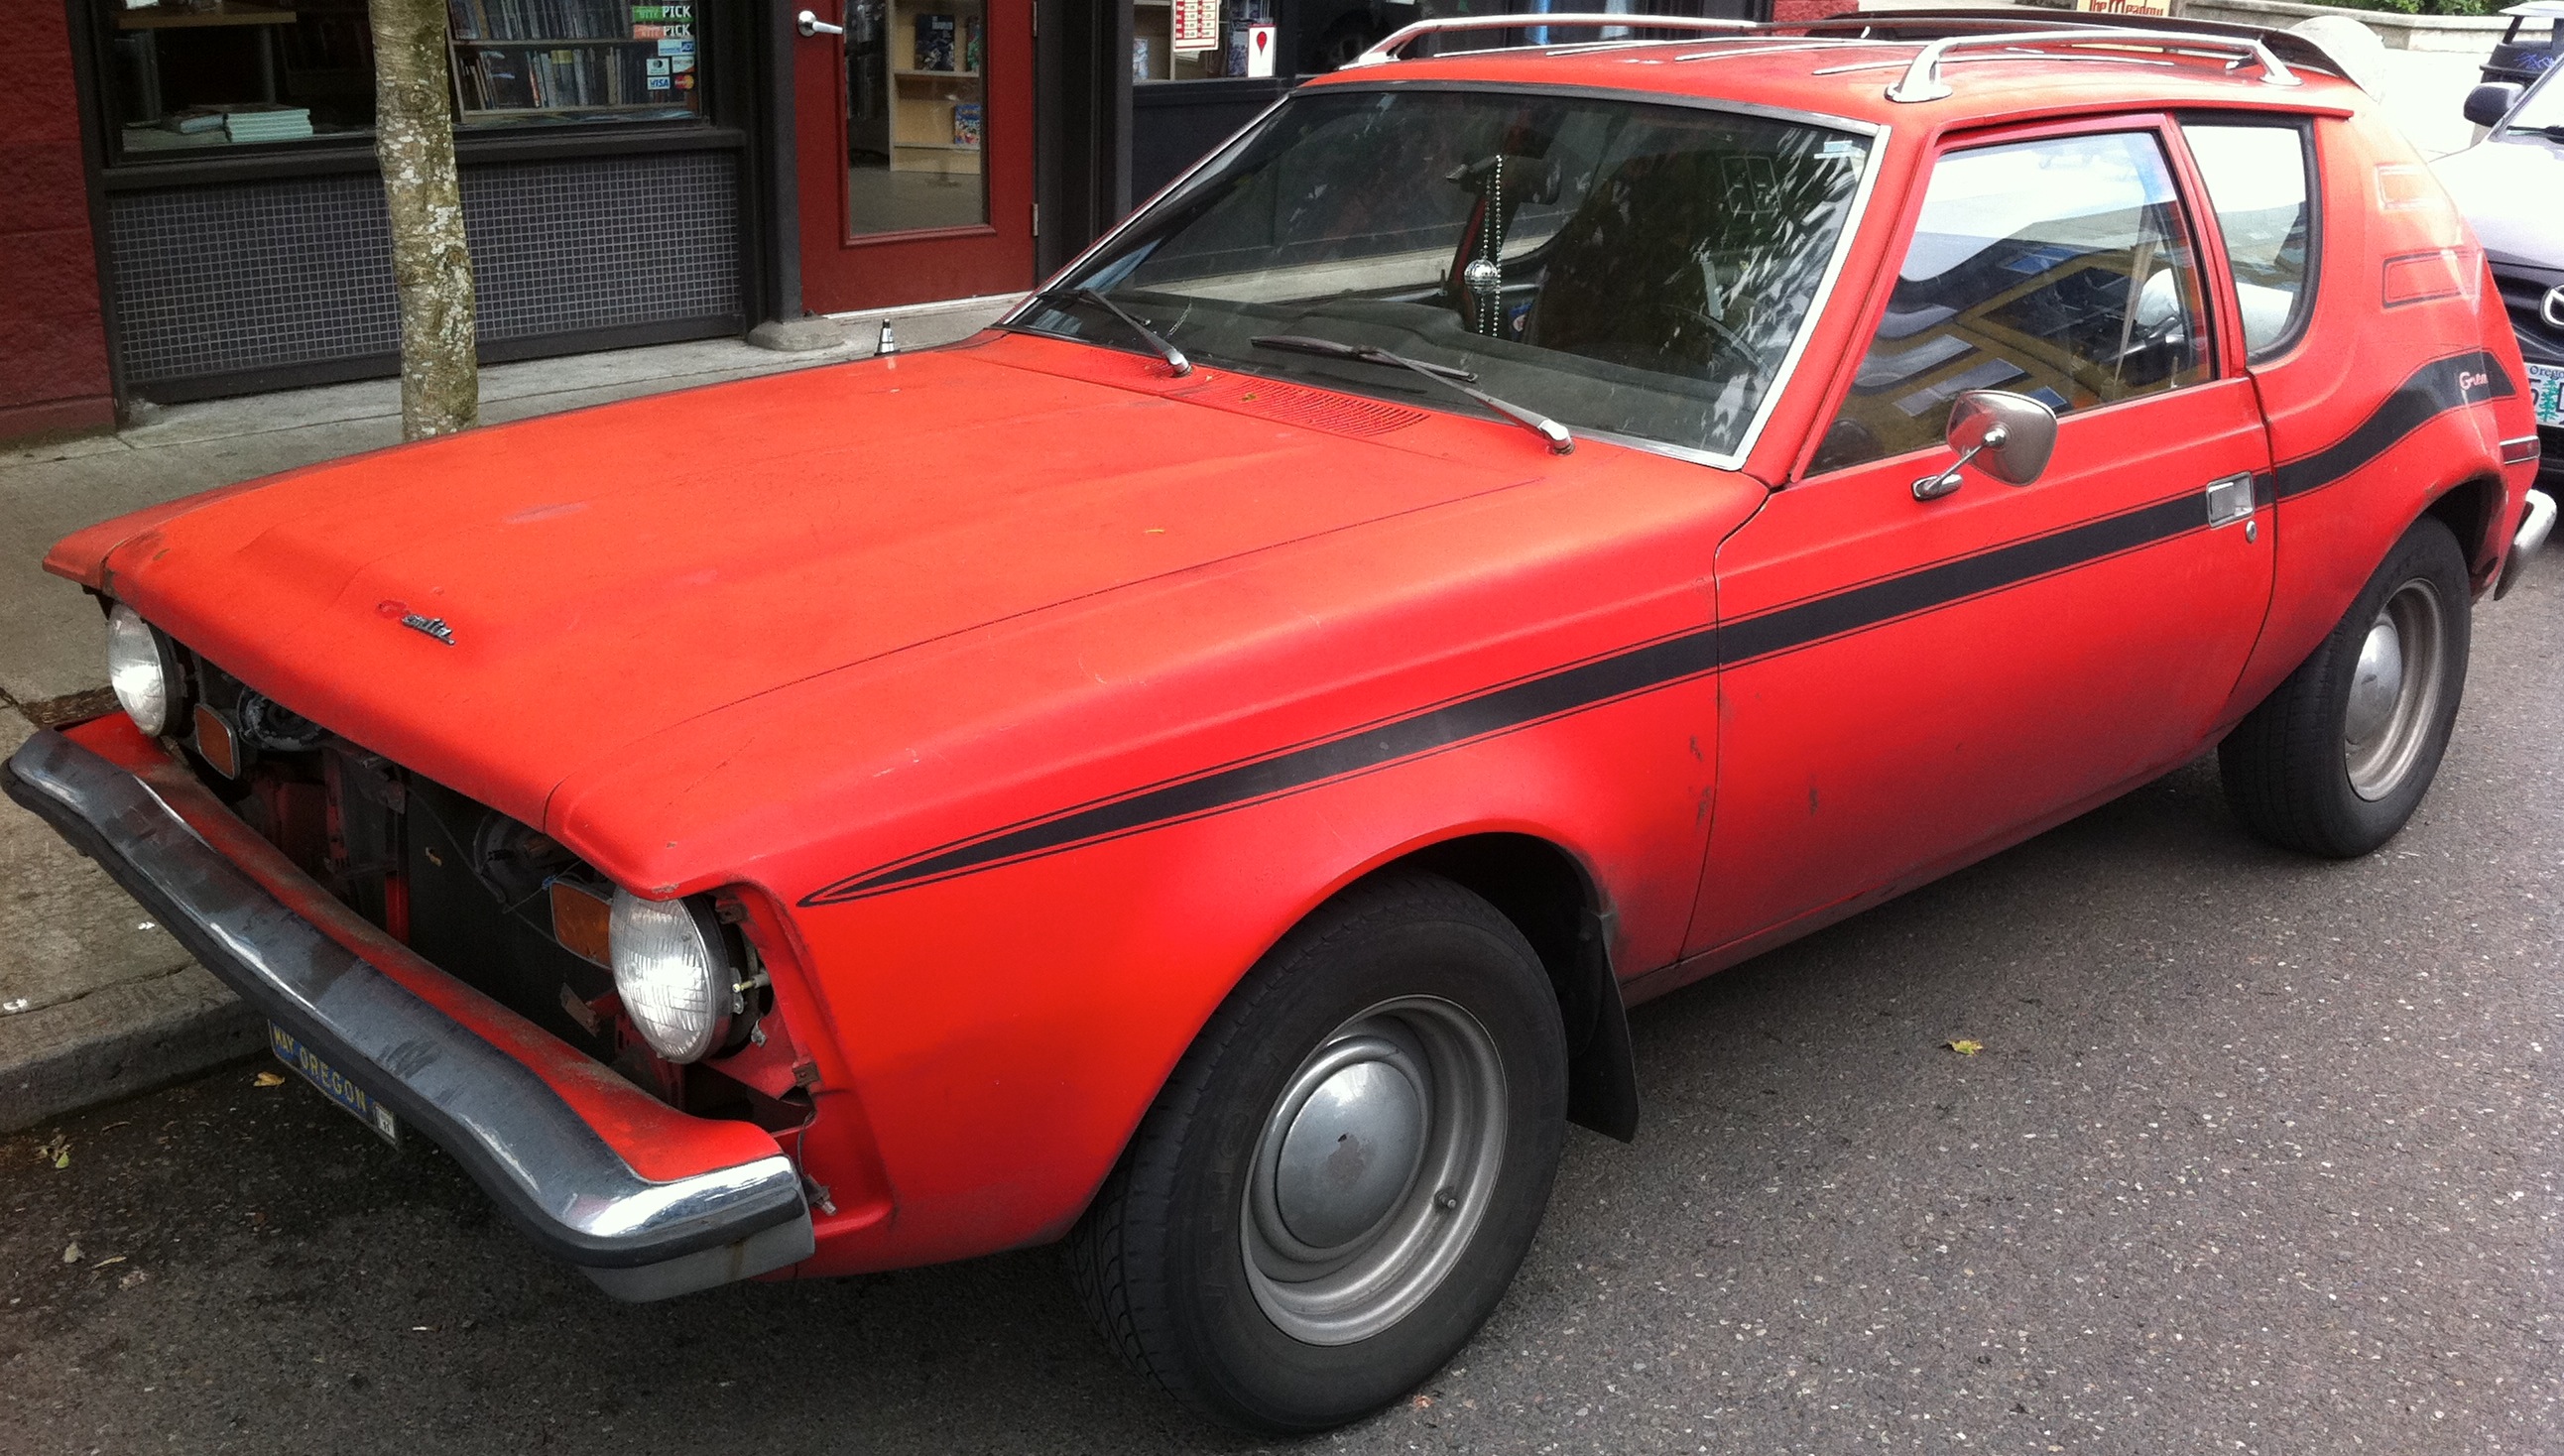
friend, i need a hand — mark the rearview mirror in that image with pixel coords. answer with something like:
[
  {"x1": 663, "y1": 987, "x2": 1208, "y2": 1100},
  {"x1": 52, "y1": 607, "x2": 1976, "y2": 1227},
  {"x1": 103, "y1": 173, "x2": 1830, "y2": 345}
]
[
  {"x1": 2464, "y1": 81, "x2": 2521, "y2": 129},
  {"x1": 1911, "y1": 390, "x2": 2059, "y2": 501}
]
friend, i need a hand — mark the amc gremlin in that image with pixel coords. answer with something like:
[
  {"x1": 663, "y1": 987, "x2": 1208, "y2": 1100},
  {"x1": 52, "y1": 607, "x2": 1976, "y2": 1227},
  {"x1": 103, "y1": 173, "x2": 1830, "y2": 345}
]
[{"x1": 10, "y1": 10, "x2": 2550, "y2": 1433}]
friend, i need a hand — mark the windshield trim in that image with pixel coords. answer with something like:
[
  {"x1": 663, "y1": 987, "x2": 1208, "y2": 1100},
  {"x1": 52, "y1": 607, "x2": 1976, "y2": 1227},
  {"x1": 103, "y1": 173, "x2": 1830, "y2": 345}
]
[
  {"x1": 2492, "y1": 61, "x2": 2563, "y2": 140},
  {"x1": 1003, "y1": 78, "x2": 1891, "y2": 475}
]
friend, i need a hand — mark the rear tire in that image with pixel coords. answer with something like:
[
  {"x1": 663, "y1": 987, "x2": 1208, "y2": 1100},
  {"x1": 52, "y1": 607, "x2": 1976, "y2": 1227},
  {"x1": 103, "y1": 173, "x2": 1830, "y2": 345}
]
[
  {"x1": 1064, "y1": 872, "x2": 1566, "y2": 1433},
  {"x1": 2219, "y1": 514, "x2": 2471, "y2": 857}
]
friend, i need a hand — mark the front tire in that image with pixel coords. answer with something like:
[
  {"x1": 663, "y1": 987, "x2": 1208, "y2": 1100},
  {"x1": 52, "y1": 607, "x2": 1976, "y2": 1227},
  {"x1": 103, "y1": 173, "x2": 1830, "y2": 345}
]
[
  {"x1": 1065, "y1": 873, "x2": 1567, "y2": 1433},
  {"x1": 2220, "y1": 514, "x2": 2472, "y2": 857}
]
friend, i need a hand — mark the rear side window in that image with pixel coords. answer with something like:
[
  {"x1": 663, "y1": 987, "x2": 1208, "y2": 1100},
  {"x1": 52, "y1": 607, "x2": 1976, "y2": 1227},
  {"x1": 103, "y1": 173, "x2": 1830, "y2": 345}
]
[
  {"x1": 1811, "y1": 130, "x2": 2210, "y2": 474},
  {"x1": 2180, "y1": 121, "x2": 2318, "y2": 360}
]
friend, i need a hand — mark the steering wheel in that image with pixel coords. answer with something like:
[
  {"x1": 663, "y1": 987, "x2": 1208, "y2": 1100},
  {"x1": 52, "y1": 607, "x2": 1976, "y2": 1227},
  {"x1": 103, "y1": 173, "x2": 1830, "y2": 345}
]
[{"x1": 1654, "y1": 301, "x2": 1755, "y2": 367}]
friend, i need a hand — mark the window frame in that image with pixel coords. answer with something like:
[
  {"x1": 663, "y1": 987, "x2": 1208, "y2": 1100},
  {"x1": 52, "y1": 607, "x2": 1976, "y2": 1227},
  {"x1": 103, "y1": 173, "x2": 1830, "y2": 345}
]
[
  {"x1": 1793, "y1": 111, "x2": 2230, "y2": 484},
  {"x1": 2171, "y1": 112, "x2": 2324, "y2": 367}
]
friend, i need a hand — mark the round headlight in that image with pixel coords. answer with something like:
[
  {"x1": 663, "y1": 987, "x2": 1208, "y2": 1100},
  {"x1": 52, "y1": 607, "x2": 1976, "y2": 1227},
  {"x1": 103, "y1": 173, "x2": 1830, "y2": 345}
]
[
  {"x1": 105, "y1": 604, "x2": 181, "y2": 737},
  {"x1": 608, "y1": 890, "x2": 733, "y2": 1063}
]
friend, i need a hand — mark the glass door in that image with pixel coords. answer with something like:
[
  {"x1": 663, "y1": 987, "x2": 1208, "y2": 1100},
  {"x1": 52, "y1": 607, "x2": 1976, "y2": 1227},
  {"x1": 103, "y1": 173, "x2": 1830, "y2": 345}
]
[{"x1": 795, "y1": 0, "x2": 1035, "y2": 312}]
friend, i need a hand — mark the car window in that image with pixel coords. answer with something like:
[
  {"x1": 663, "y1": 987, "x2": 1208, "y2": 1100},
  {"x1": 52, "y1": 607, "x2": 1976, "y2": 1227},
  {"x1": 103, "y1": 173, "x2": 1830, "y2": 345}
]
[
  {"x1": 2508, "y1": 62, "x2": 2564, "y2": 130},
  {"x1": 1810, "y1": 130, "x2": 2211, "y2": 475},
  {"x1": 2181, "y1": 122, "x2": 2317, "y2": 359},
  {"x1": 1027, "y1": 88, "x2": 1876, "y2": 463}
]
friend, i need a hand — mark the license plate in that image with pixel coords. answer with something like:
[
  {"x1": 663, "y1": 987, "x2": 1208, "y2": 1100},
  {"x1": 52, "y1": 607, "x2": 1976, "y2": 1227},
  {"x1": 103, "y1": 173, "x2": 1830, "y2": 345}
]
[
  {"x1": 2530, "y1": 362, "x2": 2564, "y2": 429},
  {"x1": 269, "y1": 1024, "x2": 399, "y2": 1144}
]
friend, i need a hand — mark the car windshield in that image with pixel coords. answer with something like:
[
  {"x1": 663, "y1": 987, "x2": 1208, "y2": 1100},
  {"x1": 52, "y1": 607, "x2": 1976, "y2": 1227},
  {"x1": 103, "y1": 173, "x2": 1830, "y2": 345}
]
[
  {"x1": 1019, "y1": 87, "x2": 1876, "y2": 462},
  {"x1": 2508, "y1": 63, "x2": 2564, "y2": 131}
]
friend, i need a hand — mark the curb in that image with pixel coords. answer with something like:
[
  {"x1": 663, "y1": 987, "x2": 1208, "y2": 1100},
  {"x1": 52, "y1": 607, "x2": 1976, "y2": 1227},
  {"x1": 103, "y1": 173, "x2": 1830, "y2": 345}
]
[{"x1": 0, "y1": 963, "x2": 262, "y2": 1134}]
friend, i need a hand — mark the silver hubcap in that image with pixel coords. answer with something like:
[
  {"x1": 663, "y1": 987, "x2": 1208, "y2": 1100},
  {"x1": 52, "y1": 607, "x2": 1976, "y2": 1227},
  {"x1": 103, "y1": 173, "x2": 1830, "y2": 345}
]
[
  {"x1": 2344, "y1": 578, "x2": 2445, "y2": 801},
  {"x1": 1243, "y1": 997, "x2": 1507, "y2": 1346}
]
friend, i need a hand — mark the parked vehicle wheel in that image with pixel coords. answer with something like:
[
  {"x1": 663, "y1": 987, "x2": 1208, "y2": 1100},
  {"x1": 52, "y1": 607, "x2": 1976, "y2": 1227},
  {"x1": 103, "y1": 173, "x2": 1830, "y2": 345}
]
[
  {"x1": 1064, "y1": 872, "x2": 1567, "y2": 1433},
  {"x1": 2220, "y1": 514, "x2": 2472, "y2": 857}
]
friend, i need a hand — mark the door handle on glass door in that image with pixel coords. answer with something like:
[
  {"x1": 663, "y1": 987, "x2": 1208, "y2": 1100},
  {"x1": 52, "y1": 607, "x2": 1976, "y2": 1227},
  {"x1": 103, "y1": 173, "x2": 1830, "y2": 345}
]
[{"x1": 797, "y1": 10, "x2": 843, "y2": 38}]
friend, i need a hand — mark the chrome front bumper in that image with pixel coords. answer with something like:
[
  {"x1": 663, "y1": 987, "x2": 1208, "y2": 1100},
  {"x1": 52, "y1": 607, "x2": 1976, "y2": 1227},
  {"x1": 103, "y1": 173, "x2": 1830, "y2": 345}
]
[
  {"x1": 2496, "y1": 488, "x2": 2556, "y2": 600},
  {"x1": 3, "y1": 728, "x2": 812, "y2": 1301}
]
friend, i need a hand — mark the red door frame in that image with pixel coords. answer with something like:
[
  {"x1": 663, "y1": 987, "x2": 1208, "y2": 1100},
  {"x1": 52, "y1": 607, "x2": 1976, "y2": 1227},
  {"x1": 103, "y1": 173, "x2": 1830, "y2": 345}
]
[{"x1": 793, "y1": 0, "x2": 1038, "y2": 312}]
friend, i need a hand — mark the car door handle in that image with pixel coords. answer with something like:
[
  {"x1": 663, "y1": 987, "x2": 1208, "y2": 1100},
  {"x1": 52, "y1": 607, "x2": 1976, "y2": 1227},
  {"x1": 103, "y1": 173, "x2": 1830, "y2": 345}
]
[
  {"x1": 2204, "y1": 473, "x2": 2257, "y2": 528},
  {"x1": 796, "y1": 9, "x2": 844, "y2": 38}
]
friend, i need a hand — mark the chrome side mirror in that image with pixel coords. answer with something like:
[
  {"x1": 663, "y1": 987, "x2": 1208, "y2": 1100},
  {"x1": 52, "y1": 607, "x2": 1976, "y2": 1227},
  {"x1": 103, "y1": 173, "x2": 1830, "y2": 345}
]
[
  {"x1": 1911, "y1": 390, "x2": 2058, "y2": 501},
  {"x1": 2464, "y1": 81, "x2": 2521, "y2": 129}
]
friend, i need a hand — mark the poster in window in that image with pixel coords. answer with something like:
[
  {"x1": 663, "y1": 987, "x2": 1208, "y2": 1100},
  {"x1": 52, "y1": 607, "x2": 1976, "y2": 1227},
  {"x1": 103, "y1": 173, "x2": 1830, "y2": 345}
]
[{"x1": 1173, "y1": 0, "x2": 1219, "y2": 53}]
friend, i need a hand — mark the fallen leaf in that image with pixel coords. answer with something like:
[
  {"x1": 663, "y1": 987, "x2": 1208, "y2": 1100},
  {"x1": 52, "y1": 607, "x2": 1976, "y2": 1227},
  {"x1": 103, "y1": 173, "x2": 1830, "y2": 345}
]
[
  {"x1": 1946, "y1": 1039, "x2": 1983, "y2": 1056},
  {"x1": 61, "y1": 1242, "x2": 80, "y2": 1264},
  {"x1": 253, "y1": 1071, "x2": 287, "y2": 1089},
  {"x1": 36, "y1": 1134, "x2": 71, "y2": 1170},
  {"x1": 91, "y1": 1255, "x2": 126, "y2": 1270}
]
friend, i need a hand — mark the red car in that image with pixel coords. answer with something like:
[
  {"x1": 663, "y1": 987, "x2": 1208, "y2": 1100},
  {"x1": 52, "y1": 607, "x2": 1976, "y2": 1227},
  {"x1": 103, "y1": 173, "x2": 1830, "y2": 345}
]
[{"x1": 9, "y1": 11, "x2": 2551, "y2": 1433}]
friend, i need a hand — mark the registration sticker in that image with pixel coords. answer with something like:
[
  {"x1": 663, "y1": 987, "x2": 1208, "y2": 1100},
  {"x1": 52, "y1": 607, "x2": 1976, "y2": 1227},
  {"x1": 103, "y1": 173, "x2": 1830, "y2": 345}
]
[
  {"x1": 269, "y1": 1025, "x2": 398, "y2": 1144},
  {"x1": 2527, "y1": 361, "x2": 2564, "y2": 429}
]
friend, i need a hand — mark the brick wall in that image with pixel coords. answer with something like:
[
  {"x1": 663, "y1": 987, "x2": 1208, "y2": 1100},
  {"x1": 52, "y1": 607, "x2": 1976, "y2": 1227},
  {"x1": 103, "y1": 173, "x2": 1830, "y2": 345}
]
[
  {"x1": 1771, "y1": 1, "x2": 1840, "y2": 21},
  {"x1": 2, "y1": 0, "x2": 115, "y2": 442}
]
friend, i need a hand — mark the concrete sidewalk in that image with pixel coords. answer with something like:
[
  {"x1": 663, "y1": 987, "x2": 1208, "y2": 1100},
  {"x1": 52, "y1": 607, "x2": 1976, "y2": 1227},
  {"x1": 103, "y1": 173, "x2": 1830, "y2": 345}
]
[{"x1": 0, "y1": 292, "x2": 1017, "y2": 1133}]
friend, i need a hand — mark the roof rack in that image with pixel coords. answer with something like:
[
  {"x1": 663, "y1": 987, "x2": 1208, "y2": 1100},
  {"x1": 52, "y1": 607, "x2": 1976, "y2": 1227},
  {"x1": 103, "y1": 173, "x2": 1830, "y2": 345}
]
[
  {"x1": 1868, "y1": 27, "x2": 2300, "y2": 101},
  {"x1": 1793, "y1": 9, "x2": 2346, "y2": 80},
  {"x1": 1345, "y1": 7, "x2": 2342, "y2": 101},
  {"x1": 1346, "y1": 12, "x2": 1758, "y2": 68}
]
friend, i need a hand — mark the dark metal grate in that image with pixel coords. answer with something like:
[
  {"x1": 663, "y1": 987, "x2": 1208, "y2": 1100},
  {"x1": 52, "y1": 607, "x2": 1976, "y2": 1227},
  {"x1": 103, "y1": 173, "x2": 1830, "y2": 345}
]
[{"x1": 107, "y1": 152, "x2": 742, "y2": 388}]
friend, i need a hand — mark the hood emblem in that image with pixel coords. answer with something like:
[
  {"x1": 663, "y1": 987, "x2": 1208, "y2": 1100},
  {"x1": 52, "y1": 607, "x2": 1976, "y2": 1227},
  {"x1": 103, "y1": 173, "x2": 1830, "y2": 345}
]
[
  {"x1": 399, "y1": 613, "x2": 457, "y2": 646},
  {"x1": 2545, "y1": 285, "x2": 2564, "y2": 331}
]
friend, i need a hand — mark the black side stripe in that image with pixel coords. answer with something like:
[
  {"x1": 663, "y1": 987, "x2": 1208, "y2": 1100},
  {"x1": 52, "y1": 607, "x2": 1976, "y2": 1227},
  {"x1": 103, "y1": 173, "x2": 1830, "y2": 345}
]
[
  {"x1": 2271, "y1": 350, "x2": 2511, "y2": 499},
  {"x1": 799, "y1": 356, "x2": 2508, "y2": 907},
  {"x1": 801, "y1": 629, "x2": 1723, "y2": 905},
  {"x1": 1720, "y1": 491, "x2": 2207, "y2": 668}
]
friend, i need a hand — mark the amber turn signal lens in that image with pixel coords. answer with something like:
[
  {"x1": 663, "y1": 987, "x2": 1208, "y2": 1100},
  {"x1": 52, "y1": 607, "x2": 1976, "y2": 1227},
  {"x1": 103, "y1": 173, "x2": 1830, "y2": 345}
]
[
  {"x1": 549, "y1": 880, "x2": 613, "y2": 968},
  {"x1": 191, "y1": 704, "x2": 239, "y2": 779}
]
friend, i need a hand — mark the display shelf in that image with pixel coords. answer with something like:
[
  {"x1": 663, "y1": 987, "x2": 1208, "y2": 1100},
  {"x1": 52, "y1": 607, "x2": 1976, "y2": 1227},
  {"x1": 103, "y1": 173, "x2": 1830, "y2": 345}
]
[
  {"x1": 453, "y1": 36, "x2": 658, "y2": 46},
  {"x1": 445, "y1": 1, "x2": 702, "y2": 123},
  {"x1": 885, "y1": 0, "x2": 984, "y2": 175}
]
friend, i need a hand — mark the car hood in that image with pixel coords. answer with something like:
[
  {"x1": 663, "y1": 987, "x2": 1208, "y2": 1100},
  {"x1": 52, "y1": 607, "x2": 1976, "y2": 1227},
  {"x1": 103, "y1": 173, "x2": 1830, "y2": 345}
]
[
  {"x1": 66, "y1": 339, "x2": 1580, "y2": 829},
  {"x1": 2432, "y1": 134, "x2": 2564, "y2": 269}
]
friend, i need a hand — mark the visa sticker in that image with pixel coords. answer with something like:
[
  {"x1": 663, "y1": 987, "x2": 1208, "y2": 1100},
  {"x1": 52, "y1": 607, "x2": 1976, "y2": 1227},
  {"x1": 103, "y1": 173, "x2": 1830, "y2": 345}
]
[{"x1": 647, "y1": 73, "x2": 672, "y2": 89}]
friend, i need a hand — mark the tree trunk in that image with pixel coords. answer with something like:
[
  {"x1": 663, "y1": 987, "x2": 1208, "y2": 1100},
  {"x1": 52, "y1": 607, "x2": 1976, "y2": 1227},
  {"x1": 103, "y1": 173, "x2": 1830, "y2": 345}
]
[{"x1": 370, "y1": 0, "x2": 477, "y2": 439}]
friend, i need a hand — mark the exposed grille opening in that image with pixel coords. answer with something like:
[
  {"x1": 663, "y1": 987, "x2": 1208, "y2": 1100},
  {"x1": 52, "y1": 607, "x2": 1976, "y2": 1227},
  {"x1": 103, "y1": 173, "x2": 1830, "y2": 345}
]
[{"x1": 168, "y1": 650, "x2": 806, "y2": 1132}]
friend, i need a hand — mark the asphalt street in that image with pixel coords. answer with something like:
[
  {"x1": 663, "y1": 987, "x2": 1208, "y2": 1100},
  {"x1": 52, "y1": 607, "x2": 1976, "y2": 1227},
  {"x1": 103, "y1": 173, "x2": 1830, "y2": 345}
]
[{"x1": 3, "y1": 546, "x2": 2557, "y2": 1456}]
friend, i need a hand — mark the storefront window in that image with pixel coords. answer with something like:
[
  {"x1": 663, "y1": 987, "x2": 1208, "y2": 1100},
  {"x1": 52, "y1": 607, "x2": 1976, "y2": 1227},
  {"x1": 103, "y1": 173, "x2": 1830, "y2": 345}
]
[
  {"x1": 449, "y1": 0, "x2": 703, "y2": 129},
  {"x1": 1133, "y1": 0, "x2": 1280, "y2": 83},
  {"x1": 99, "y1": 0, "x2": 706, "y2": 161}
]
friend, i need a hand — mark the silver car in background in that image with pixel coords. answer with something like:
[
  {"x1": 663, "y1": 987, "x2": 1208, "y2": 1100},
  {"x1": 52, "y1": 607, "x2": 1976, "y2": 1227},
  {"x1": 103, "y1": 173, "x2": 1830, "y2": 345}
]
[{"x1": 2441, "y1": 57, "x2": 2564, "y2": 495}]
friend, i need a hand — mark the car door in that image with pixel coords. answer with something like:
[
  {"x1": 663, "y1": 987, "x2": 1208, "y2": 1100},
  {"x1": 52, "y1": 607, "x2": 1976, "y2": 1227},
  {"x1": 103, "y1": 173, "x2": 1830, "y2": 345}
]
[{"x1": 1686, "y1": 118, "x2": 2276, "y2": 959}]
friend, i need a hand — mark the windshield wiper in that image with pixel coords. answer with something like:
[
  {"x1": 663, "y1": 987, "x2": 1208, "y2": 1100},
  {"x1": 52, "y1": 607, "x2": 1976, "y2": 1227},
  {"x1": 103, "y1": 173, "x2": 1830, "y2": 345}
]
[
  {"x1": 1029, "y1": 287, "x2": 1191, "y2": 376},
  {"x1": 1250, "y1": 333, "x2": 1573, "y2": 454}
]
